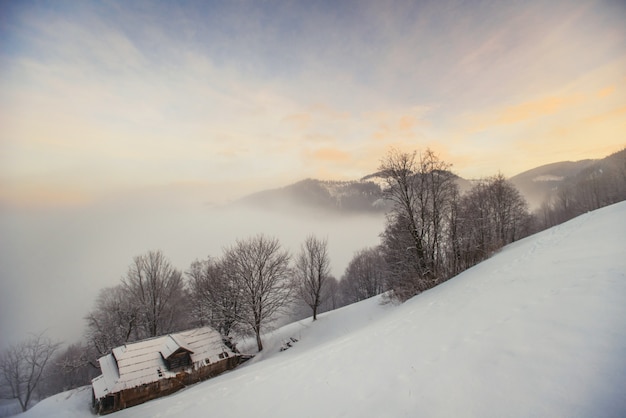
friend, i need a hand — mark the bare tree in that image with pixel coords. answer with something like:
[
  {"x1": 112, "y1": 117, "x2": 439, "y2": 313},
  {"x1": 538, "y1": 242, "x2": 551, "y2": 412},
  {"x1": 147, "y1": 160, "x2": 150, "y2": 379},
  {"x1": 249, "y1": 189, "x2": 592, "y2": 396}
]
[
  {"x1": 484, "y1": 173, "x2": 530, "y2": 247},
  {"x1": 320, "y1": 276, "x2": 340, "y2": 312},
  {"x1": 453, "y1": 181, "x2": 493, "y2": 270},
  {"x1": 223, "y1": 234, "x2": 293, "y2": 351},
  {"x1": 380, "y1": 212, "x2": 422, "y2": 301},
  {"x1": 341, "y1": 247, "x2": 387, "y2": 304},
  {"x1": 39, "y1": 342, "x2": 100, "y2": 398},
  {"x1": 379, "y1": 148, "x2": 458, "y2": 300},
  {"x1": 445, "y1": 185, "x2": 463, "y2": 277},
  {"x1": 294, "y1": 235, "x2": 331, "y2": 321},
  {"x1": 186, "y1": 256, "x2": 242, "y2": 338},
  {"x1": 0, "y1": 332, "x2": 60, "y2": 412},
  {"x1": 122, "y1": 250, "x2": 188, "y2": 338},
  {"x1": 417, "y1": 149, "x2": 458, "y2": 280},
  {"x1": 85, "y1": 285, "x2": 141, "y2": 357},
  {"x1": 379, "y1": 150, "x2": 428, "y2": 299},
  {"x1": 453, "y1": 174, "x2": 531, "y2": 270}
]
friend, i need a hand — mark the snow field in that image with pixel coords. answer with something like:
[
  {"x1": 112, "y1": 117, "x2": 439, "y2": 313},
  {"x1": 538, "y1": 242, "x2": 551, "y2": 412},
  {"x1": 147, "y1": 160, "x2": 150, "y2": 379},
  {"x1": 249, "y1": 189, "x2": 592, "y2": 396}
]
[{"x1": 21, "y1": 202, "x2": 626, "y2": 418}]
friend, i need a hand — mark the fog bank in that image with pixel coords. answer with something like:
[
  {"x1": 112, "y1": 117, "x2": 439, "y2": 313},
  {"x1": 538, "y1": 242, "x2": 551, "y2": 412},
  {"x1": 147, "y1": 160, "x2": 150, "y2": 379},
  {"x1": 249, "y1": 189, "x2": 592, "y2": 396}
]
[{"x1": 0, "y1": 187, "x2": 384, "y2": 348}]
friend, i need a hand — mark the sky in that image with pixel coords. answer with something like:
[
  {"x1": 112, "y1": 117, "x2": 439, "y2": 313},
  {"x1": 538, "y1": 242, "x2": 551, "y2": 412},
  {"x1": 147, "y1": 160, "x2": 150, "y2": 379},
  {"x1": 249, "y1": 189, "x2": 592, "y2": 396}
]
[
  {"x1": 0, "y1": 0, "x2": 625, "y2": 347},
  {"x1": 1, "y1": 0, "x2": 625, "y2": 209}
]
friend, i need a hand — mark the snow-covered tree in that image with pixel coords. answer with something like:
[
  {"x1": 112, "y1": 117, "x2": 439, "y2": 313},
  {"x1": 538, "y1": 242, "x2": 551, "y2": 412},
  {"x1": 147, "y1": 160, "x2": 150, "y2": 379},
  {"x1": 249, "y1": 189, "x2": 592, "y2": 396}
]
[
  {"x1": 340, "y1": 247, "x2": 387, "y2": 304},
  {"x1": 187, "y1": 256, "x2": 243, "y2": 338},
  {"x1": 379, "y1": 148, "x2": 458, "y2": 300},
  {"x1": 294, "y1": 235, "x2": 331, "y2": 321},
  {"x1": 85, "y1": 284, "x2": 141, "y2": 356},
  {"x1": 454, "y1": 174, "x2": 531, "y2": 269},
  {"x1": 0, "y1": 332, "x2": 60, "y2": 412},
  {"x1": 223, "y1": 234, "x2": 293, "y2": 351},
  {"x1": 39, "y1": 342, "x2": 99, "y2": 398},
  {"x1": 122, "y1": 250, "x2": 188, "y2": 337}
]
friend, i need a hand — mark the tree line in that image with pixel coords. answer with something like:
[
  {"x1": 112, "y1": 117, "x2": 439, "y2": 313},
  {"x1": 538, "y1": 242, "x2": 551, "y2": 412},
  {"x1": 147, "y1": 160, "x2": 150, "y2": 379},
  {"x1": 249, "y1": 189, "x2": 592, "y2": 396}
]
[
  {"x1": 537, "y1": 148, "x2": 626, "y2": 229},
  {"x1": 378, "y1": 148, "x2": 533, "y2": 300},
  {"x1": 2, "y1": 147, "x2": 624, "y2": 411}
]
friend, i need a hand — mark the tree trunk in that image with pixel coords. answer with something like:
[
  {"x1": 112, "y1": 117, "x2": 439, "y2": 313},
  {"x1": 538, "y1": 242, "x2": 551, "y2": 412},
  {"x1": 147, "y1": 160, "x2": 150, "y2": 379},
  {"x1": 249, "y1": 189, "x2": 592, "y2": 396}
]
[{"x1": 255, "y1": 329, "x2": 263, "y2": 352}]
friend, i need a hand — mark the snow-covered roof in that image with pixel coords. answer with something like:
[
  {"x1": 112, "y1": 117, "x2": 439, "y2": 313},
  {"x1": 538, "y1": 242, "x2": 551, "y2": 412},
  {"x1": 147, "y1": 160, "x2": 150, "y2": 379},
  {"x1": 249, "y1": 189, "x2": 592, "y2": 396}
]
[
  {"x1": 92, "y1": 327, "x2": 234, "y2": 399},
  {"x1": 92, "y1": 351, "x2": 120, "y2": 398},
  {"x1": 160, "y1": 334, "x2": 194, "y2": 359}
]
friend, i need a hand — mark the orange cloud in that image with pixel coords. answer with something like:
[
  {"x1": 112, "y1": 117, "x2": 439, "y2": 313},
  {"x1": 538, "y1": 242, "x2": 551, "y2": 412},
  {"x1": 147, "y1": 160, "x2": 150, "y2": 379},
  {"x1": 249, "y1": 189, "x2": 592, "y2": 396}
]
[
  {"x1": 309, "y1": 103, "x2": 350, "y2": 120},
  {"x1": 303, "y1": 133, "x2": 338, "y2": 144},
  {"x1": 398, "y1": 115, "x2": 417, "y2": 131},
  {"x1": 282, "y1": 113, "x2": 312, "y2": 130},
  {"x1": 584, "y1": 105, "x2": 626, "y2": 125},
  {"x1": 305, "y1": 147, "x2": 351, "y2": 163},
  {"x1": 369, "y1": 112, "x2": 422, "y2": 142},
  {"x1": 542, "y1": 105, "x2": 626, "y2": 140},
  {"x1": 597, "y1": 86, "x2": 616, "y2": 98},
  {"x1": 511, "y1": 100, "x2": 626, "y2": 169},
  {"x1": 494, "y1": 94, "x2": 583, "y2": 126}
]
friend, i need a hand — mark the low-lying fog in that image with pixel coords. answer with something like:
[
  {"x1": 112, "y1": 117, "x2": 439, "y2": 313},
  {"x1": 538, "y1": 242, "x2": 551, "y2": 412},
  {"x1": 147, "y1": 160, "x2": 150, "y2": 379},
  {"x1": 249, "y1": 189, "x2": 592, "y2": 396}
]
[{"x1": 0, "y1": 187, "x2": 385, "y2": 349}]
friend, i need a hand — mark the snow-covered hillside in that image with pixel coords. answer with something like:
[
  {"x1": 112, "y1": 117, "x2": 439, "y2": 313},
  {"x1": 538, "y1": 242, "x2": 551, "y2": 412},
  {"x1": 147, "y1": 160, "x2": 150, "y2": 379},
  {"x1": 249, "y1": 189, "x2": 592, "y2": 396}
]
[{"x1": 21, "y1": 202, "x2": 626, "y2": 418}]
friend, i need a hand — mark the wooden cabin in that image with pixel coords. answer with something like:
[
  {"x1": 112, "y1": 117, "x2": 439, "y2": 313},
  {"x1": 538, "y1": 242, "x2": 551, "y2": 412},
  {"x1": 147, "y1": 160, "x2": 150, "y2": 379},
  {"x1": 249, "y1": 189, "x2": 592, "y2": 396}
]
[{"x1": 91, "y1": 326, "x2": 240, "y2": 414}]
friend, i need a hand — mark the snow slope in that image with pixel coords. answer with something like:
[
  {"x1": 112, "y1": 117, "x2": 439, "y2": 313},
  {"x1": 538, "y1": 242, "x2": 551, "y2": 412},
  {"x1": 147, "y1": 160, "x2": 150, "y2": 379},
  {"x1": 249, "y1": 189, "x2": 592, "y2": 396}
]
[{"x1": 21, "y1": 202, "x2": 626, "y2": 417}]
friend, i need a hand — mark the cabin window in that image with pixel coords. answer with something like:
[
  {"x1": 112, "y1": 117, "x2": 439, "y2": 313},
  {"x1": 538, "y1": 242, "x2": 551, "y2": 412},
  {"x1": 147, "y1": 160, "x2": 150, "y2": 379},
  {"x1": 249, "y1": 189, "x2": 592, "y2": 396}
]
[
  {"x1": 218, "y1": 352, "x2": 229, "y2": 359},
  {"x1": 204, "y1": 358, "x2": 210, "y2": 365},
  {"x1": 157, "y1": 368, "x2": 163, "y2": 377}
]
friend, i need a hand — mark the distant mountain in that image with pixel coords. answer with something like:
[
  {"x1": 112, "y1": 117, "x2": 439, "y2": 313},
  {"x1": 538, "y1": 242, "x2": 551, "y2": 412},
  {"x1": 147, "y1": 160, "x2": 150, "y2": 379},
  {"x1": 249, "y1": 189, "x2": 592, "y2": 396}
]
[
  {"x1": 509, "y1": 160, "x2": 597, "y2": 209},
  {"x1": 237, "y1": 177, "x2": 390, "y2": 214},
  {"x1": 510, "y1": 149, "x2": 626, "y2": 210},
  {"x1": 236, "y1": 149, "x2": 625, "y2": 214},
  {"x1": 237, "y1": 172, "x2": 472, "y2": 214}
]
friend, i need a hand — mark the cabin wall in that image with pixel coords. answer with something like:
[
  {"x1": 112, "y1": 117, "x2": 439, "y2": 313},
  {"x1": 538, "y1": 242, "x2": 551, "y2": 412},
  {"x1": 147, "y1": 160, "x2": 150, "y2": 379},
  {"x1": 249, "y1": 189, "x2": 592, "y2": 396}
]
[
  {"x1": 94, "y1": 355, "x2": 241, "y2": 415},
  {"x1": 182, "y1": 355, "x2": 240, "y2": 385}
]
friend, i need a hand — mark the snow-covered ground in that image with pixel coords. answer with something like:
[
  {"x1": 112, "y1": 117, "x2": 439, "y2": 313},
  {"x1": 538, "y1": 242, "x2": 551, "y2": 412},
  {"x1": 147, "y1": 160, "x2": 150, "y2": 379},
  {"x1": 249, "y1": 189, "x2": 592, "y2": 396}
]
[{"x1": 20, "y1": 202, "x2": 626, "y2": 417}]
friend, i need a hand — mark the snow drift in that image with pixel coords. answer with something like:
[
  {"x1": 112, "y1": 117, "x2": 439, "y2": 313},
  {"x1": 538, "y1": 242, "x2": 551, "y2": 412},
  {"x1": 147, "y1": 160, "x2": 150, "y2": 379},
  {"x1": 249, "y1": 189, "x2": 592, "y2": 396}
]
[{"x1": 21, "y1": 202, "x2": 626, "y2": 417}]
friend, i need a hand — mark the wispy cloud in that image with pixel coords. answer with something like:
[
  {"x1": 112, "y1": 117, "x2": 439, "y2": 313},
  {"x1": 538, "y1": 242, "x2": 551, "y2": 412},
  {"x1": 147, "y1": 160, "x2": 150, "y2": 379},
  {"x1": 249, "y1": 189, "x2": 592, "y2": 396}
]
[
  {"x1": 1, "y1": 0, "x2": 625, "y2": 207},
  {"x1": 474, "y1": 94, "x2": 584, "y2": 131},
  {"x1": 305, "y1": 147, "x2": 351, "y2": 163}
]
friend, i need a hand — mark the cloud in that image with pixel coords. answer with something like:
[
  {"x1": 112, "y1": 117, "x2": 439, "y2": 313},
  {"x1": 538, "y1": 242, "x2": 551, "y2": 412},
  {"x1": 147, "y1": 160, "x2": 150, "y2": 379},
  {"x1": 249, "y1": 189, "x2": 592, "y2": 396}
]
[
  {"x1": 582, "y1": 104, "x2": 626, "y2": 126},
  {"x1": 597, "y1": 86, "x2": 616, "y2": 98},
  {"x1": 443, "y1": 62, "x2": 626, "y2": 178},
  {"x1": 283, "y1": 113, "x2": 312, "y2": 130},
  {"x1": 472, "y1": 94, "x2": 584, "y2": 131},
  {"x1": 309, "y1": 104, "x2": 351, "y2": 120},
  {"x1": 306, "y1": 147, "x2": 351, "y2": 163},
  {"x1": 282, "y1": 104, "x2": 352, "y2": 137},
  {"x1": 19, "y1": 8, "x2": 147, "y2": 75},
  {"x1": 2, "y1": 0, "x2": 626, "y2": 204},
  {"x1": 366, "y1": 106, "x2": 431, "y2": 142}
]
